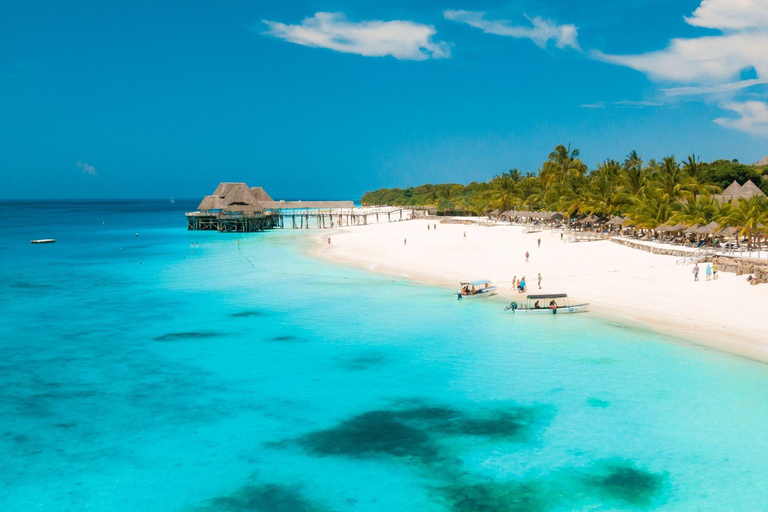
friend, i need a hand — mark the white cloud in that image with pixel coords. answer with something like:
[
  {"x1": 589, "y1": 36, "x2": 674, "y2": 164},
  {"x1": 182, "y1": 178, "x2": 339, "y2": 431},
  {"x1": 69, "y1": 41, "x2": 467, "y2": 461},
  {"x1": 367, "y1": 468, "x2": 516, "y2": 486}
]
[
  {"x1": 77, "y1": 161, "x2": 97, "y2": 176},
  {"x1": 662, "y1": 79, "x2": 768, "y2": 97},
  {"x1": 685, "y1": 0, "x2": 768, "y2": 30},
  {"x1": 594, "y1": 0, "x2": 768, "y2": 136},
  {"x1": 444, "y1": 10, "x2": 579, "y2": 50},
  {"x1": 580, "y1": 100, "x2": 662, "y2": 109},
  {"x1": 261, "y1": 12, "x2": 450, "y2": 60},
  {"x1": 592, "y1": 32, "x2": 768, "y2": 83},
  {"x1": 714, "y1": 101, "x2": 768, "y2": 136}
]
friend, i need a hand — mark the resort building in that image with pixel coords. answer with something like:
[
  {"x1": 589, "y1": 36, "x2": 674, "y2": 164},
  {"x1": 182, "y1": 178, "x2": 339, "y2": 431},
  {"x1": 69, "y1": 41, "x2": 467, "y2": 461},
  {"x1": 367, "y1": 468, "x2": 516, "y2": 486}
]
[
  {"x1": 713, "y1": 180, "x2": 766, "y2": 203},
  {"x1": 186, "y1": 182, "x2": 358, "y2": 232}
]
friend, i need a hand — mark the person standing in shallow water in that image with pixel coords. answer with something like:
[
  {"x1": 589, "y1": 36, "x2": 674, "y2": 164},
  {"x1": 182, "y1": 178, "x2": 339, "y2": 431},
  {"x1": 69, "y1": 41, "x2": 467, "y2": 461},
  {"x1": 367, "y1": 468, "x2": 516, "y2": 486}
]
[{"x1": 693, "y1": 264, "x2": 699, "y2": 281}]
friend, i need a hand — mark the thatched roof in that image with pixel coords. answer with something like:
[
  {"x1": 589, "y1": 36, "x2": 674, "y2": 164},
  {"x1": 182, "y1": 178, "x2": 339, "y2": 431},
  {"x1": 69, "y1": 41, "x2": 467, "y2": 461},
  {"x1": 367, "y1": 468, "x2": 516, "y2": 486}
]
[
  {"x1": 740, "y1": 179, "x2": 766, "y2": 198},
  {"x1": 606, "y1": 216, "x2": 625, "y2": 226},
  {"x1": 250, "y1": 187, "x2": 273, "y2": 202},
  {"x1": 684, "y1": 224, "x2": 704, "y2": 235},
  {"x1": 213, "y1": 182, "x2": 248, "y2": 198},
  {"x1": 581, "y1": 214, "x2": 599, "y2": 224},
  {"x1": 717, "y1": 226, "x2": 739, "y2": 237},
  {"x1": 699, "y1": 221, "x2": 720, "y2": 234},
  {"x1": 756, "y1": 155, "x2": 768, "y2": 167},
  {"x1": 197, "y1": 195, "x2": 220, "y2": 211},
  {"x1": 222, "y1": 186, "x2": 264, "y2": 212}
]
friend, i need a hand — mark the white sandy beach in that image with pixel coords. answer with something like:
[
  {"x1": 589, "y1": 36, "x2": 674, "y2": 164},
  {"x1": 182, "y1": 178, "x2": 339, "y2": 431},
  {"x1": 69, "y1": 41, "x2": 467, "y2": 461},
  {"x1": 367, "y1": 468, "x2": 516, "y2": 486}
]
[{"x1": 313, "y1": 219, "x2": 768, "y2": 363}]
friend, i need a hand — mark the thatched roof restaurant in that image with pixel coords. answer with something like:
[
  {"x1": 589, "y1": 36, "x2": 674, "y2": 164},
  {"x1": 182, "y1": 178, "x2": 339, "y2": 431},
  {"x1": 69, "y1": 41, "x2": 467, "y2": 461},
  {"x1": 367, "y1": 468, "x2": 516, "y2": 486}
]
[{"x1": 187, "y1": 182, "x2": 358, "y2": 232}]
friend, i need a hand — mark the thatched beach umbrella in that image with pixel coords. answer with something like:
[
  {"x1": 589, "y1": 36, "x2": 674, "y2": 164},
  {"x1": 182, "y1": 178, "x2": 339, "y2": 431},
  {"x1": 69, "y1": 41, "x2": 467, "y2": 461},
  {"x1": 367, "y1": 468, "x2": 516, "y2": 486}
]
[{"x1": 699, "y1": 221, "x2": 721, "y2": 235}]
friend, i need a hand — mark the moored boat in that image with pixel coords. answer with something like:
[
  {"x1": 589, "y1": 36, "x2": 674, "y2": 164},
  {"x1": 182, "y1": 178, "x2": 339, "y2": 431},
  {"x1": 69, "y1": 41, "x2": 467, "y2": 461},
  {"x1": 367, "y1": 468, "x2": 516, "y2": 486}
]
[
  {"x1": 457, "y1": 279, "x2": 497, "y2": 299},
  {"x1": 31, "y1": 239, "x2": 56, "y2": 244},
  {"x1": 505, "y1": 293, "x2": 589, "y2": 314}
]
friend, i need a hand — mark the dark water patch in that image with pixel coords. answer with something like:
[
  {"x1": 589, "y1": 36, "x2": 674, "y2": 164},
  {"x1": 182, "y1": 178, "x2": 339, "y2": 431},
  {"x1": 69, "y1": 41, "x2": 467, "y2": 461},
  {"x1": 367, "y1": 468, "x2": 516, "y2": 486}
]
[
  {"x1": 229, "y1": 310, "x2": 267, "y2": 318},
  {"x1": 581, "y1": 460, "x2": 666, "y2": 506},
  {"x1": 339, "y1": 353, "x2": 388, "y2": 371},
  {"x1": 587, "y1": 398, "x2": 610, "y2": 408},
  {"x1": 433, "y1": 408, "x2": 550, "y2": 441},
  {"x1": 153, "y1": 331, "x2": 220, "y2": 341},
  {"x1": 272, "y1": 335, "x2": 306, "y2": 342},
  {"x1": 193, "y1": 483, "x2": 334, "y2": 512},
  {"x1": 298, "y1": 410, "x2": 440, "y2": 462},
  {"x1": 9, "y1": 282, "x2": 54, "y2": 290},
  {"x1": 291, "y1": 402, "x2": 551, "y2": 466},
  {"x1": 437, "y1": 481, "x2": 547, "y2": 512}
]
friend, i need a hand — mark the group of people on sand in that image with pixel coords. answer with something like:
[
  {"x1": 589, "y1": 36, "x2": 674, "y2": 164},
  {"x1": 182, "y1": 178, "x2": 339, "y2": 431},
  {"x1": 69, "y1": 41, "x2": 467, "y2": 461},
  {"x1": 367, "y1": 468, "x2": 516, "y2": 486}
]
[
  {"x1": 512, "y1": 276, "x2": 526, "y2": 293},
  {"x1": 692, "y1": 262, "x2": 719, "y2": 281}
]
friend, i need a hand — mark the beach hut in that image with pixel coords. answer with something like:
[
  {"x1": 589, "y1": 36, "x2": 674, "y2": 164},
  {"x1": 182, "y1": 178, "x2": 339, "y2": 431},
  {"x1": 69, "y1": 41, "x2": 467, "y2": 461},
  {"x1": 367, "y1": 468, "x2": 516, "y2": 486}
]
[
  {"x1": 222, "y1": 186, "x2": 264, "y2": 214},
  {"x1": 197, "y1": 195, "x2": 221, "y2": 212}
]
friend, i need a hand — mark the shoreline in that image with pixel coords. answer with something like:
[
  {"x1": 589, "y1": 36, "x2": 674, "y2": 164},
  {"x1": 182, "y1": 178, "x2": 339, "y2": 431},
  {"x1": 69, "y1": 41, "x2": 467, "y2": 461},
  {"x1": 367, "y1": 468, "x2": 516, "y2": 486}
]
[{"x1": 308, "y1": 220, "x2": 768, "y2": 365}]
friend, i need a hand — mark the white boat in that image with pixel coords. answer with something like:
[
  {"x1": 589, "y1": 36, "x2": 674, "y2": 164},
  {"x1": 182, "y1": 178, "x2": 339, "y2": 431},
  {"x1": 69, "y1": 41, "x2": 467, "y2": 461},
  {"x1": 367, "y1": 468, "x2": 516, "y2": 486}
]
[
  {"x1": 457, "y1": 279, "x2": 497, "y2": 299},
  {"x1": 505, "y1": 293, "x2": 589, "y2": 314},
  {"x1": 31, "y1": 239, "x2": 56, "y2": 244}
]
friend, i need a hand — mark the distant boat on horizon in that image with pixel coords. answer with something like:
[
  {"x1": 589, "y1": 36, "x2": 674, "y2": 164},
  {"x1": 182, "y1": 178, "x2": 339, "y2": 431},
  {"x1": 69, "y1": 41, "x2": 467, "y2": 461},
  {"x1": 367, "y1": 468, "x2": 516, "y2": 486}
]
[{"x1": 31, "y1": 239, "x2": 55, "y2": 244}]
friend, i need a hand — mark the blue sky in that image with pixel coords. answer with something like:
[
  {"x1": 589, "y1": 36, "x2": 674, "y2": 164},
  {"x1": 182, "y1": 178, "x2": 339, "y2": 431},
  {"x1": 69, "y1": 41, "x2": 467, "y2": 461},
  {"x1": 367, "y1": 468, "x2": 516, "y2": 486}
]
[{"x1": 2, "y1": 0, "x2": 767, "y2": 199}]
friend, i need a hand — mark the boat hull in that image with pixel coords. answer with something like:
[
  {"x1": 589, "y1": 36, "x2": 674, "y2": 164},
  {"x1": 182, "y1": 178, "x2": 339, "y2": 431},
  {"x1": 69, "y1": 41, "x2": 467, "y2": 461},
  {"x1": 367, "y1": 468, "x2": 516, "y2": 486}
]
[
  {"x1": 31, "y1": 239, "x2": 56, "y2": 244},
  {"x1": 508, "y1": 303, "x2": 589, "y2": 314},
  {"x1": 457, "y1": 286, "x2": 497, "y2": 299}
]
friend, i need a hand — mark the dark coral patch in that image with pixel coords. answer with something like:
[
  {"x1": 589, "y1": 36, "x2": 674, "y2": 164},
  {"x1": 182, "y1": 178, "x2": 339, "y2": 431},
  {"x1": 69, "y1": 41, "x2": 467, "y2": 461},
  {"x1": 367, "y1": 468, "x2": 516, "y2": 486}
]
[
  {"x1": 438, "y1": 481, "x2": 547, "y2": 512},
  {"x1": 299, "y1": 410, "x2": 439, "y2": 462},
  {"x1": 434, "y1": 409, "x2": 546, "y2": 441},
  {"x1": 272, "y1": 335, "x2": 306, "y2": 342},
  {"x1": 341, "y1": 354, "x2": 387, "y2": 371},
  {"x1": 153, "y1": 331, "x2": 219, "y2": 341},
  {"x1": 584, "y1": 462, "x2": 665, "y2": 506},
  {"x1": 229, "y1": 310, "x2": 266, "y2": 318},
  {"x1": 194, "y1": 483, "x2": 332, "y2": 512}
]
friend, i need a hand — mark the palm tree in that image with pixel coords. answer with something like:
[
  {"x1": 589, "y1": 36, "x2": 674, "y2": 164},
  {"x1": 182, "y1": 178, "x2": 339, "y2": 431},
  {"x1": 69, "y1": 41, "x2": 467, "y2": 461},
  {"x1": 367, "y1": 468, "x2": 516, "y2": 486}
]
[
  {"x1": 723, "y1": 197, "x2": 768, "y2": 250},
  {"x1": 540, "y1": 144, "x2": 587, "y2": 188},
  {"x1": 626, "y1": 188, "x2": 674, "y2": 230},
  {"x1": 670, "y1": 195, "x2": 730, "y2": 226},
  {"x1": 682, "y1": 153, "x2": 705, "y2": 182}
]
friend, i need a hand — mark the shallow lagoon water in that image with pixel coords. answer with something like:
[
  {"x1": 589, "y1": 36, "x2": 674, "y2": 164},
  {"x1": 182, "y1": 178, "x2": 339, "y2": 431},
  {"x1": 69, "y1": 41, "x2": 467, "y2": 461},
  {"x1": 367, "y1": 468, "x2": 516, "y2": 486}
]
[{"x1": 2, "y1": 201, "x2": 768, "y2": 511}]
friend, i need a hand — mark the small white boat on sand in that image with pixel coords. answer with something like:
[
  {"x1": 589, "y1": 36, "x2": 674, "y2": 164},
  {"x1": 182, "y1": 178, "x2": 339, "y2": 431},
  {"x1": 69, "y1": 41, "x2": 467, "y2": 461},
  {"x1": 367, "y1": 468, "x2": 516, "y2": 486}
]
[
  {"x1": 31, "y1": 239, "x2": 56, "y2": 244},
  {"x1": 457, "y1": 279, "x2": 497, "y2": 299},
  {"x1": 505, "y1": 293, "x2": 589, "y2": 314}
]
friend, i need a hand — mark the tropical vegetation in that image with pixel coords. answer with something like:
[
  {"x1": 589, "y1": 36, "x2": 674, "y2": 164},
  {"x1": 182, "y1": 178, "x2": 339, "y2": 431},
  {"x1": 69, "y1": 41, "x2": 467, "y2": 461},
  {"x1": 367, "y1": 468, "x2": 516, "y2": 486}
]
[{"x1": 361, "y1": 145, "x2": 768, "y2": 246}]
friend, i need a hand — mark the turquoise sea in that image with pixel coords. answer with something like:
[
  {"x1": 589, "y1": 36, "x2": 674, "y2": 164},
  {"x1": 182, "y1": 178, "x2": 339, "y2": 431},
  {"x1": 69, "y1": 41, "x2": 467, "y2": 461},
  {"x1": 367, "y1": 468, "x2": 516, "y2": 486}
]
[{"x1": 2, "y1": 200, "x2": 768, "y2": 511}]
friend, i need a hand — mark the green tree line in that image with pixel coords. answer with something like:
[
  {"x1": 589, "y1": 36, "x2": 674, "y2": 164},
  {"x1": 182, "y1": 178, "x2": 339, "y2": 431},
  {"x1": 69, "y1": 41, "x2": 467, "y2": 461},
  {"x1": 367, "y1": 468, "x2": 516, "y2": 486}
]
[{"x1": 362, "y1": 145, "x2": 768, "y2": 246}]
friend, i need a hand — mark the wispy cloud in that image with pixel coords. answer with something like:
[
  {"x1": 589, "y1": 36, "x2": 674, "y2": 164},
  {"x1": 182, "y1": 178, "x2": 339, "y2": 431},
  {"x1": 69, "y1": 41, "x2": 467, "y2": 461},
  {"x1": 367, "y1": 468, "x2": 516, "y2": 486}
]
[
  {"x1": 580, "y1": 100, "x2": 663, "y2": 109},
  {"x1": 261, "y1": 12, "x2": 450, "y2": 60},
  {"x1": 77, "y1": 161, "x2": 97, "y2": 176},
  {"x1": 662, "y1": 79, "x2": 768, "y2": 97},
  {"x1": 443, "y1": 10, "x2": 579, "y2": 50},
  {"x1": 714, "y1": 101, "x2": 768, "y2": 137},
  {"x1": 594, "y1": 0, "x2": 768, "y2": 136}
]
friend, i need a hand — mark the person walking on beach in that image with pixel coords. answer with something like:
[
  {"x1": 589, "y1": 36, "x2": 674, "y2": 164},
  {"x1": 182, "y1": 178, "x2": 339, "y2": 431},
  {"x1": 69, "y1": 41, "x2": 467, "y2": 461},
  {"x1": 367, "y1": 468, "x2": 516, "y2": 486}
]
[
  {"x1": 519, "y1": 276, "x2": 526, "y2": 293},
  {"x1": 434, "y1": 223, "x2": 437, "y2": 230},
  {"x1": 706, "y1": 263, "x2": 712, "y2": 281},
  {"x1": 427, "y1": 224, "x2": 430, "y2": 231},
  {"x1": 327, "y1": 237, "x2": 331, "y2": 245},
  {"x1": 463, "y1": 231, "x2": 466, "y2": 239},
  {"x1": 713, "y1": 262, "x2": 719, "y2": 280},
  {"x1": 512, "y1": 276, "x2": 517, "y2": 290},
  {"x1": 537, "y1": 273, "x2": 542, "y2": 289},
  {"x1": 403, "y1": 238, "x2": 407, "y2": 246},
  {"x1": 537, "y1": 238, "x2": 541, "y2": 248},
  {"x1": 525, "y1": 251, "x2": 530, "y2": 263},
  {"x1": 693, "y1": 264, "x2": 699, "y2": 281}
]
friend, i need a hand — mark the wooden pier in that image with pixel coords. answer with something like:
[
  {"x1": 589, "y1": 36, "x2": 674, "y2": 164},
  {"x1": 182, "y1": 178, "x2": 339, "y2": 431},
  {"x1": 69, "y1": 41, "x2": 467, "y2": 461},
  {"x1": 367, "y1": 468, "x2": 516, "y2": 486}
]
[
  {"x1": 186, "y1": 208, "x2": 410, "y2": 232},
  {"x1": 186, "y1": 182, "x2": 412, "y2": 233}
]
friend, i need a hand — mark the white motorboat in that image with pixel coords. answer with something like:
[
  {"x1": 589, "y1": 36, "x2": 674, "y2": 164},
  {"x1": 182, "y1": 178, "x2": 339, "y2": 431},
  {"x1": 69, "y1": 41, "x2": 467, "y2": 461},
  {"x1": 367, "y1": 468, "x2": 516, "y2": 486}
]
[
  {"x1": 31, "y1": 239, "x2": 56, "y2": 244},
  {"x1": 457, "y1": 279, "x2": 497, "y2": 299},
  {"x1": 505, "y1": 293, "x2": 589, "y2": 314}
]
